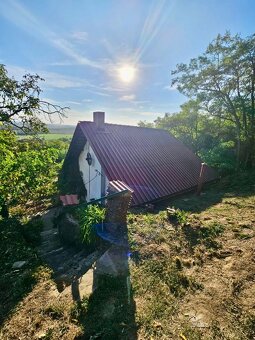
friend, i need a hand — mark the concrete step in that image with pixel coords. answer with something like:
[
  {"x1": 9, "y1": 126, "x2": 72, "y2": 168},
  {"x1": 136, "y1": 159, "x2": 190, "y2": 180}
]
[
  {"x1": 63, "y1": 250, "x2": 102, "y2": 281},
  {"x1": 38, "y1": 207, "x2": 107, "y2": 298}
]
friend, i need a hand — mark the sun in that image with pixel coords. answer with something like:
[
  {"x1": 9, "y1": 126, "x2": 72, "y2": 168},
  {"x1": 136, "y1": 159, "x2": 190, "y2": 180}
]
[{"x1": 118, "y1": 65, "x2": 136, "y2": 83}]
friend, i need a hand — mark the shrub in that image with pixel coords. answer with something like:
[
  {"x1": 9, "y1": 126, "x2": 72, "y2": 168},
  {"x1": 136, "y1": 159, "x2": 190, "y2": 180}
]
[
  {"x1": 167, "y1": 208, "x2": 188, "y2": 225},
  {"x1": 75, "y1": 204, "x2": 105, "y2": 245}
]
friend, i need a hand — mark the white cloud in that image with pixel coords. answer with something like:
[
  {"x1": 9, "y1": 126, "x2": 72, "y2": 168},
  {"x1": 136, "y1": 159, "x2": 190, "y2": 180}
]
[
  {"x1": 65, "y1": 101, "x2": 81, "y2": 105},
  {"x1": 49, "y1": 60, "x2": 74, "y2": 66},
  {"x1": 71, "y1": 31, "x2": 88, "y2": 42},
  {"x1": 6, "y1": 64, "x2": 134, "y2": 96},
  {"x1": 6, "y1": 65, "x2": 87, "y2": 89},
  {"x1": 82, "y1": 98, "x2": 93, "y2": 102},
  {"x1": 0, "y1": 1, "x2": 104, "y2": 70},
  {"x1": 119, "y1": 94, "x2": 136, "y2": 101},
  {"x1": 87, "y1": 89, "x2": 112, "y2": 97},
  {"x1": 139, "y1": 111, "x2": 156, "y2": 116}
]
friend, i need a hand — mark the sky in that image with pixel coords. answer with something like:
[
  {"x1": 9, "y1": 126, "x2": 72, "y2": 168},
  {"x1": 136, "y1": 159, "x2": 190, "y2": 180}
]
[{"x1": 0, "y1": 0, "x2": 255, "y2": 126}]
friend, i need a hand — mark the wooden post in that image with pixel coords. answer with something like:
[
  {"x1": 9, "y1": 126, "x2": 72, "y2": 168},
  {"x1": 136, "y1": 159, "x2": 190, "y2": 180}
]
[{"x1": 196, "y1": 162, "x2": 206, "y2": 196}]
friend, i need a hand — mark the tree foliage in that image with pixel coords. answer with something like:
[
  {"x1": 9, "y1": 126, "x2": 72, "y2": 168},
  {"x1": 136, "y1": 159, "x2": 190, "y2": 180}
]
[
  {"x1": 171, "y1": 32, "x2": 255, "y2": 168},
  {"x1": 0, "y1": 65, "x2": 70, "y2": 217},
  {"x1": 0, "y1": 64, "x2": 68, "y2": 133},
  {"x1": 0, "y1": 130, "x2": 63, "y2": 216},
  {"x1": 138, "y1": 100, "x2": 237, "y2": 173}
]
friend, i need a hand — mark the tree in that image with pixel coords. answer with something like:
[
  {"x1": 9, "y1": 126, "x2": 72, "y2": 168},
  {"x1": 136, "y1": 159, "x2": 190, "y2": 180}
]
[
  {"x1": 0, "y1": 64, "x2": 68, "y2": 133},
  {"x1": 0, "y1": 129, "x2": 62, "y2": 217},
  {"x1": 0, "y1": 65, "x2": 68, "y2": 217},
  {"x1": 171, "y1": 32, "x2": 255, "y2": 169},
  {"x1": 146, "y1": 100, "x2": 236, "y2": 173},
  {"x1": 155, "y1": 100, "x2": 201, "y2": 154},
  {"x1": 137, "y1": 120, "x2": 155, "y2": 128}
]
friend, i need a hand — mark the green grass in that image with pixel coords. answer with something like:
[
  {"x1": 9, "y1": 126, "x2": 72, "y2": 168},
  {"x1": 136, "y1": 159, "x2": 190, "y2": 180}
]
[{"x1": 18, "y1": 133, "x2": 72, "y2": 140}]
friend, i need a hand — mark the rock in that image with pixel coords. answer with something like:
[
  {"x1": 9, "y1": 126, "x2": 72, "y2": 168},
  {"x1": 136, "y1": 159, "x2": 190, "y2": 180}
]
[
  {"x1": 37, "y1": 332, "x2": 46, "y2": 339},
  {"x1": 185, "y1": 311, "x2": 208, "y2": 328},
  {"x1": 215, "y1": 250, "x2": 233, "y2": 259},
  {"x1": 203, "y1": 216, "x2": 211, "y2": 221},
  {"x1": 12, "y1": 261, "x2": 27, "y2": 269},
  {"x1": 153, "y1": 321, "x2": 163, "y2": 328}
]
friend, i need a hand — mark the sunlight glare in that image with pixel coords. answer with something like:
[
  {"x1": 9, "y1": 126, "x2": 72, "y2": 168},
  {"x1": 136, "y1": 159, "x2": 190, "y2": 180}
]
[{"x1": 118, "y1": 65, "x2": 136, "y2": 83}]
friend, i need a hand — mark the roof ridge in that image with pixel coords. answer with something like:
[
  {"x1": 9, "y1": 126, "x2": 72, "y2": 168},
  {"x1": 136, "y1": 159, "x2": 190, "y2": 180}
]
[{"x1": 78, "y1": 120, "x2": 166, "y2": 132}]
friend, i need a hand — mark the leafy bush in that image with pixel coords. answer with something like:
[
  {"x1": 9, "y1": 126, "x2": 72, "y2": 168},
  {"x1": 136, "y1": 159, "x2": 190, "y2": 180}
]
[
  {"x1": 75, "y1": 204, "x2": 105, "y2": 245},
  {"x1": 0, "y1": 130, "x2": 65, "y2": 215},
  {"x1": 200, "y1": 141, "x2": 236, "y2": 174},
  {"x1": 167, "y1": 208, "x2": 188, "y2": 225},
  {"x1": 175, "y1": 209, "x2": 188, "y2": 224}
]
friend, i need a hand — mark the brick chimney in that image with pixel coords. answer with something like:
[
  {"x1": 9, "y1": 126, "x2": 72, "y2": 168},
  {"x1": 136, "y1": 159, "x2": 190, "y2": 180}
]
[{"x1": 93, "y1": 111, "x2": 105, "y2": 129}]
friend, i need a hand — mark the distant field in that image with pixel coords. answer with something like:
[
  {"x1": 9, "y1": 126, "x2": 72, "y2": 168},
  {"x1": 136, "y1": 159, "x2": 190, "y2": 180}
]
[{"x1": 18, "y1": 133, "x2": 73, "y2": 140}]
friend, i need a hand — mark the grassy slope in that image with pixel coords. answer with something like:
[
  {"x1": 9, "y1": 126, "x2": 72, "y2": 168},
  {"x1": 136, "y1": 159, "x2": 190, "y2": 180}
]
[
  {"x1": 128, "y1": 172, "x2": 255, "y2": 339},
  {"x1": 0, "y1": 172, "x2": 254, "y2": 339}
]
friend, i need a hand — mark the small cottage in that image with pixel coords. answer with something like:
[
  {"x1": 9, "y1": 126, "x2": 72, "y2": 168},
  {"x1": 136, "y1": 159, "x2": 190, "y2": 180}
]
[{"x1": 60, "y1": 111, "x2": 216, "y2": 205}]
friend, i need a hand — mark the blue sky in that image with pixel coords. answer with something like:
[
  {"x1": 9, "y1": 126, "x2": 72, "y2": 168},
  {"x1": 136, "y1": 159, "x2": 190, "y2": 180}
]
[{"x1": 0, "y1": 0, "x2": 254, "y2": 126}]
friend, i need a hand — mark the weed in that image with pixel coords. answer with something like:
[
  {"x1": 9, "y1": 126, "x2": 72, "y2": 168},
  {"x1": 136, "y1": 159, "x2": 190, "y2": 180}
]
[
  {"x1": 176, "y1": 209, "x2": 188, "y2": 224},
  {"x1": 243, "y1": 314, "x2": 255, "y2": 339},
  {"x1": 210, "y1": 320, "x2": 225, "y2": 338},
  {"x1": 44, "y1": 303, "x2": 64, "y2": 320},
  {"x1": 75, "y1": 204, "x2": 105, "y2": 245},
  {"x1": 232, "y1": 279, "x2": 243, "y2": 296},
  {"x1": 42, "y1": 328, "x2": 54, "y2": 339},
  {"x1": 143, "y1": 258, "x2": 201, "y2": 297},
  {"x1": 180, "y1": 323, "x2": 203, "y2": 340},
  {"x1": 70, "y1": 296, "x2": 89, "y2": 322},
  {"x1": 75, "y1": 275, "x2": 137, "y2": 339},
  {"x1": 200, "y1": 222, "x2": 224, "y2": 239},
  {"x1": 142, "y1": 213, "x2": 156, "y2": 226},
  {"x1": 158, "y1": 210, "x2": 167, "y2": 220},
  {"x1": 167, "y1": 207, "x2": 188, "y2": 224},
  {"x1": 175, "y1": 257, "x2": 183, "y2": 270},
  {"x1": 199, "y1": 222, "x2": 224, "y2": 249},
  {"x1": 235, "y1": 232, "x2": 253, "y2": 240}
]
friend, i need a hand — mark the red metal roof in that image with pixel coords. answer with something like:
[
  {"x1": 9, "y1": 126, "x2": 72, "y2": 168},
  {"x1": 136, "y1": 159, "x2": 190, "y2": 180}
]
[{"x1": 68, "y1": 121, "x2": 217, "y2": 206}]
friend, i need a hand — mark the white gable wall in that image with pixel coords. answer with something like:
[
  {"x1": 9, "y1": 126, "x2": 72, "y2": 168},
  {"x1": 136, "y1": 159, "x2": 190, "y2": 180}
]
[{"x1": 79, "y1": 142, "x2": 109, "y2": 201}]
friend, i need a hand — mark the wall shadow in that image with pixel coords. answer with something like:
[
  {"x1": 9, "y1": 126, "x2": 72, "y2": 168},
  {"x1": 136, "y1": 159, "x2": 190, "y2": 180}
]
[
  {"x1": 148, "y1": 172, "x2": 255, "y2": 214},
  {"x1": 0, "y1": 217, "x2": 42, "y2": 327},
  {"x1": 77, "y1": 274, "x2": 137, "y2": 339},
  {"x1": 74, "y1": 248, "x2": 137, "y2": 340}
]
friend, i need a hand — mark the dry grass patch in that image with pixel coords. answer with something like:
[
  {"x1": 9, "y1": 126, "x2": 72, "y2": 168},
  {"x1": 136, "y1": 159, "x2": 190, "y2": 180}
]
[{"x1": 128, "y1": 172, "x2": 255, "y2": 339}]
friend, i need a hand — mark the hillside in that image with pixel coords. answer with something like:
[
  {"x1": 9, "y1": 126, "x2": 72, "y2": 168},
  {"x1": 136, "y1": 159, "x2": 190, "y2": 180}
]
[
  {"x1": 14, "y1": 124, "x2": 75, "y2": 136},
  {"x1": 46, "y1": 124, "x2": 76, "y2": 135},
  {"x1": 0, "y1": 172, "x2": 254, "y2": 339}
]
